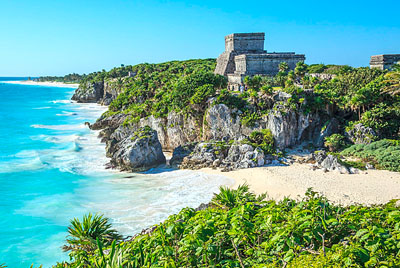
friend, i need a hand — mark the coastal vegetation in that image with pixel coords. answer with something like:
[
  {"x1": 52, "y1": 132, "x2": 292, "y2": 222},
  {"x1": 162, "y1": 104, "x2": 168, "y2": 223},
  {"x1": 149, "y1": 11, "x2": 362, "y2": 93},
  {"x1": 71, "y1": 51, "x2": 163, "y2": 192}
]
[
  {"x1": 35, "y1": 73, "x2": 84, "y2": 83},
  {"x1": 51, "y1": 186, "x2": 400, "y2": 267},
  {"x1": 71, "y1": 58, "x2": 400, "y2": 172}
]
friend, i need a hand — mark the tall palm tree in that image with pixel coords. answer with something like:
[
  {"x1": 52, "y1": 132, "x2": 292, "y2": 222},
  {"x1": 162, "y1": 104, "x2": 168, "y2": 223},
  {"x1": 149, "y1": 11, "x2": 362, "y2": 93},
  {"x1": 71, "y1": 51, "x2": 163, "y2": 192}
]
[
  {"x1": 62, "y1": 213, "x2": 123, "y2": 253},
  {"x1": 383, "y1": 71, "x2": 400, "y2": 96}
]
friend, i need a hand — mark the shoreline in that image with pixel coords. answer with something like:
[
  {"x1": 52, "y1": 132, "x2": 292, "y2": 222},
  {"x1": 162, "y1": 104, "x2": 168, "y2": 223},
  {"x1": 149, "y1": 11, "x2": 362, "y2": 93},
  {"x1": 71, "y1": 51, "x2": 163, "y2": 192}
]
[
  {"x1": 1, "y1": 80, "x2": 79, "y2": 88},
  {"x1": 198, "y1": 163, "x2": 400, "y2": 206}
]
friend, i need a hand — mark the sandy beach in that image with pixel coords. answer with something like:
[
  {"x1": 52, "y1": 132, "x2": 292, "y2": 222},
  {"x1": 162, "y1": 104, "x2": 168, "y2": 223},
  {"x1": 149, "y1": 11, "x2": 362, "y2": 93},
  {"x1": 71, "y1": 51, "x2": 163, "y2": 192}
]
[
  {"x1": 199, "y1": 163, "x2": 400, "y2": 205},
  {"x1": 1, "y1": 80, "x2": 79, "y2": 88}
]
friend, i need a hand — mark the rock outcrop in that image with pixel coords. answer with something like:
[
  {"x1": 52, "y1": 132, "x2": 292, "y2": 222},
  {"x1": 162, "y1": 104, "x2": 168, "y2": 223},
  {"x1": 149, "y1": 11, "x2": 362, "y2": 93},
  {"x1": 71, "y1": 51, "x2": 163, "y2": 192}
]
[
  {"x1": 71, "y1": 79, "x2": 126, "y2": 105},
  {"x1": 345, "y1": 123, "x2": 377, "y2": 144},
  {"x1": 203, "y1": 103, "x2": 320, "y2": 150},
  {"x1": 310, "y1": 151, "x2": 359, "y2": 174},
  {"x1": 106, "y1": 126, "x2": 166, "y2": 171},
  {"x1": 176, "y1": 141, "x2": 277, "y2": 171},
  {"x1": 72, "y1": 82, "x2": 104, "y2": 103}
]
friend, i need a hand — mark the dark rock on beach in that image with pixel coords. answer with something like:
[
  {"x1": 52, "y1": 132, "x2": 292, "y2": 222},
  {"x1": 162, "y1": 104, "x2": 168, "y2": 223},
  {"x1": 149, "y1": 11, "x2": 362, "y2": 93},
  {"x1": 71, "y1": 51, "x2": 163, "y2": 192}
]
[{"x1": 106, "y1": 126, "x2": 166, "y2": 172}]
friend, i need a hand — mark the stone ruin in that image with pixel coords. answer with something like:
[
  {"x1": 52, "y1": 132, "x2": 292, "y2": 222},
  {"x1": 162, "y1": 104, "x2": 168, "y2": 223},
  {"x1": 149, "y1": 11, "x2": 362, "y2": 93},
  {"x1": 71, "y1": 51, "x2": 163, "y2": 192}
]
[
  {"x1": 370, "y1": 54, "x2": 400, "y2": 70},
  {"x1": 214, "y1": 32, "x2": 305, "y2": 90}
]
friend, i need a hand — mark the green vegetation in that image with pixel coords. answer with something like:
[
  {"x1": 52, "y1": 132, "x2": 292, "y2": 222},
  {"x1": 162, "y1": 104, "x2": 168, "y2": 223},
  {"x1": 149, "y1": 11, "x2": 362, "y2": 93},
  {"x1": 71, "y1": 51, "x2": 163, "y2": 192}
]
[
  {"x1": 324, "y1": 134, "x2": 346, "y2": 152},
  {"x1": 35, "y1": 73, "x2": 84, "y2": 83},
  {"x1": 243, "y1": 129, "x2": 275, "y2": 154},
  {"x1": 52, "y1": 186, "x2": 400, "y2": 267},
  {"x1": 341, "y1": 139, "x2": 400, "y2": 172},
  {"x1": 62, "y1": 213, "x2": 123, "y2": 254},
  {"x1": 130, "y1": 126, "x2": 153, "y2": 141},
  {"x1": 101, "y1": 59, "x2": 225, "y2": 122}
]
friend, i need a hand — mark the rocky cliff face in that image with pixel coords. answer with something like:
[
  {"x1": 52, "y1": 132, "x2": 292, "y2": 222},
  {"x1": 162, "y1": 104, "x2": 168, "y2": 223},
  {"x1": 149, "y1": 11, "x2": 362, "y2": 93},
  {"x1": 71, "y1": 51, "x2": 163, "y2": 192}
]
[
  {"x1": 203, "y1": 103, "x2": 322, "y2": 150},
  {"x1": 84, "y1": 89, "x2": 335, "y2": 172},
  {"x1": 92, "y1": 101, "x2": 326, "y2": 154},
  {"x1": 71, "y1": 79, "x2": 124, "y2": 105},
  {"x1": 72, "y1": 82, "x2": 104, "y2": 103}
]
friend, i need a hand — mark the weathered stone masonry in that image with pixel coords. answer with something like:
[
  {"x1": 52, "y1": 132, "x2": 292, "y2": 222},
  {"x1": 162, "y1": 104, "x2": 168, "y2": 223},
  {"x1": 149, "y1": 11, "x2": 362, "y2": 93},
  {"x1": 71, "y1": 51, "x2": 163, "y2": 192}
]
[
  {"x1": 214, "y1": 32, "x2": 305, "y2": 89},
  {"x1": 370, "y1": 54, "x2": 400, "y2": 70}
]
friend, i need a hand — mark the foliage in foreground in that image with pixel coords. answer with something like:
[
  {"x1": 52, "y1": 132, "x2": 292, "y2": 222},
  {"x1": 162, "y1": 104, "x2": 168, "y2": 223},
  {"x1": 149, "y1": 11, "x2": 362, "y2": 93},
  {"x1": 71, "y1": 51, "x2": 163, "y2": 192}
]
[
  {"x1": 341, "y1": 139, "x2": 400, "y2": 172},
  {"x1": 54, "y1": 186, "x2": 400, "y2": 268},
  {"x1": 62, "y1": 213, "x2": 123, "y2": 253}
]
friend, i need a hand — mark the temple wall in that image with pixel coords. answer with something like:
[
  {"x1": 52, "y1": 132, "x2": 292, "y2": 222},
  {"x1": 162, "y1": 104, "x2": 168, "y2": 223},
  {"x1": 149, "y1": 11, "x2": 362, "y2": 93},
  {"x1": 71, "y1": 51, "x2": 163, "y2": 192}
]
[
  {"x1": 370, "y1": 54, "x2": 400, "y2": 70},
  {"x1": 225, "y1": 33, "x2": 265, "y2": 52},
  {"x1": 234, "y1": 54, "x2": 305, "y2": 76}
]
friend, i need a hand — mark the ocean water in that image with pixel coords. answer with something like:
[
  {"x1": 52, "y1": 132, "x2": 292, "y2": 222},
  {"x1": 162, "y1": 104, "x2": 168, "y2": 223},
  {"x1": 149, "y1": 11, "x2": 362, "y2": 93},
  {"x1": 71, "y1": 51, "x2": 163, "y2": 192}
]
[{"x1": 0, "y1": 79, "x2": 232, "y2": 267}]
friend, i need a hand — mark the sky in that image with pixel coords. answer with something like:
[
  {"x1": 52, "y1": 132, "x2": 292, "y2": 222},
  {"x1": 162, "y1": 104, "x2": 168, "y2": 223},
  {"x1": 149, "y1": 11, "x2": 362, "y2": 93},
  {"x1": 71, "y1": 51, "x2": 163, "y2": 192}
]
[{"x1": 0, "y1": 0, "x2": 399, "y2": 76}]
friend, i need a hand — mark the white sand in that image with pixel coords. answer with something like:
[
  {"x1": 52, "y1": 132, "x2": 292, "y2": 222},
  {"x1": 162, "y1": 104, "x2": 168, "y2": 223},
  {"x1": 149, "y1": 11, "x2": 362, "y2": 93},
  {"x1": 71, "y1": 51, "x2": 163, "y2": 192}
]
[
  {"x1": 1, "y1": 80, "x2": 79, "y2": 88},
  {"x1": 199, "y1": 164, "x2": 400, "y2": 205}
]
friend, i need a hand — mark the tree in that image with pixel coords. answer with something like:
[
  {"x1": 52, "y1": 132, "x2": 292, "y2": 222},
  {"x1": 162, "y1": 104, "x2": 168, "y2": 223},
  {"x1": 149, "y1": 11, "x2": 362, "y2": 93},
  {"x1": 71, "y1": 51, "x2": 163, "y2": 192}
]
[
  {"x1": 391, "y1": 61, "x2": 400, "y2": 71},
  {"x1": 294, "y1": 61, "x2": 307, "y2": 78},
  {"x1": 244, "y1": 75, "x2": 262, "y2": 91},
  {"x1": 274, "y1": 72, "x2": 287, "y2": 88},
  {"x1": 279, "y1": 62, "x2": 289, "y2": 73},
  {"x1": 62, "y1": 213, "x2": 123, "y2": 253},
  {"x1": 383, "y1": 71, "x2": 400, "y2": 96}
]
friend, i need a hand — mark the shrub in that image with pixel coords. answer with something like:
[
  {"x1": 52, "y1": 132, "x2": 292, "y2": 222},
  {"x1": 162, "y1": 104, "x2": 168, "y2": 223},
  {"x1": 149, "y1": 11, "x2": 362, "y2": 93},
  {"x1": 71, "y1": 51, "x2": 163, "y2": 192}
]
[
  {"x1": 341, "y1": 139, "x2": 400, "y2": 172},
  {"x1": 240, "y1": 112, "x2": 261, "y2": 127},
  {"x1": 324, "y1": 134, "x2": 346, "y2": 152},
  {"x1": 246, "y1": 129, "x2": 275, "y2": 154},
  {"x1": 359, "y1": 103, "x2": 400, "y2": 138},
  {"x1": 215, "y1": 89, "x2": 248, "y2": 111},
  {"x1": 62, "y1": 213, "x2": 122, "y2": 254},
  {"x1": 307, "y1": 64, "x2": 327, "y2": 74}
]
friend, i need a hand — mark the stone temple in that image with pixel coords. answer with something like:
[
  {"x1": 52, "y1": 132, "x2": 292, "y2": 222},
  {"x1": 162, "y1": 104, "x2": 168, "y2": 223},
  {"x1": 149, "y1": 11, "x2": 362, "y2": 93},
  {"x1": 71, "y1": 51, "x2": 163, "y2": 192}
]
[
  {"x1": 214, "y1": 32, "x2": 305, "y2": 90},
  {"x1": 370, "y1": 54, "x2": 400, "y2": 70}
]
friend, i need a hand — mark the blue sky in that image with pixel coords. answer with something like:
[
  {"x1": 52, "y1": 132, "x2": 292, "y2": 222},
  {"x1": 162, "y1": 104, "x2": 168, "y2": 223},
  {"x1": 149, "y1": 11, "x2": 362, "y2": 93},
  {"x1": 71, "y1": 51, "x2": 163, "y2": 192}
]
[{"x1": 1, "y1": 0, "x2": 399, "y2": 76}]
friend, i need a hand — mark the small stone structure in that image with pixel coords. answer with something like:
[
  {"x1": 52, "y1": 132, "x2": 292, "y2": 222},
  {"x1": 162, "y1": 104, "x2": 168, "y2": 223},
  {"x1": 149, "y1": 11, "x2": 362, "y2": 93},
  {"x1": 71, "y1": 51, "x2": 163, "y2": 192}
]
[
  {"x1": 370, "y1": 54, "x2": 400, "y2": 70},
  {"x1": 215, "y1": 33, "x2": 305, "y2": 90}
]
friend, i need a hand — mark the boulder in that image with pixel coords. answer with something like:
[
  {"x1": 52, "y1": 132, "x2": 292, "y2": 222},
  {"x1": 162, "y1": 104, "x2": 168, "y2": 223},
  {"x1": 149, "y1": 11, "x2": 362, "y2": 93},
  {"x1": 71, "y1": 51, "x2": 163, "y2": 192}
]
[
  {"x1": 345, "y1": 123, "x2": 377, "y2": 144},
  {"x1": 107, "y1": 126, "x2": 166, "y2": 171},
  {"x1": 179, "y1": 141, "x2": 269, "y2": 171},
  {"x1": 320, "y1": 155, "x2": 349, "y2": 174}
]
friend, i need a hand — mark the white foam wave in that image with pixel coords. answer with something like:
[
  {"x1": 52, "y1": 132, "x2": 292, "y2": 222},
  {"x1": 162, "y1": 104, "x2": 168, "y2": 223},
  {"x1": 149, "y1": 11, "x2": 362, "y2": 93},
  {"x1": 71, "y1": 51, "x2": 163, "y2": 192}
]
[
  {"x1": 31, "y1": 134, "x2": 81, "y2": 144},
  {"x1": 50, "y1": 100, "x2": 72, "y2": 104},
  {"x1": 33, "y1": 107, "x2": 51, "y2": 110},
  {"x1": 31, "y1": 124, "x2": 87, "y2": 130},
  {"x1": 0, "y1": 151, "x2": 47, "y2": 173},
  {"x1": 56, "y1": 111, "x2": 77, "y2": 116}
]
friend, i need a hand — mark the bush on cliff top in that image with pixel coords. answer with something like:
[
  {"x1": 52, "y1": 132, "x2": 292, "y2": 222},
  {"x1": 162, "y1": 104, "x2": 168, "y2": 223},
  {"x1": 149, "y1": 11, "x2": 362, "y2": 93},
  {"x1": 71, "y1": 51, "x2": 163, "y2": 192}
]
[{"x1": 103, "y1": 59, "x2": 227, "y2": 122}]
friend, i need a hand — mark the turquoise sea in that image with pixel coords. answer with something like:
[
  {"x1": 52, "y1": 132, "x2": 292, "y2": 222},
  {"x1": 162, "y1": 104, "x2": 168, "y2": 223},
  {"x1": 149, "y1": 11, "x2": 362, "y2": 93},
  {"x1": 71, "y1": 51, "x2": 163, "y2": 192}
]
[{"x1": 0, "y1": 78, "x2": 232, "y2": 267}]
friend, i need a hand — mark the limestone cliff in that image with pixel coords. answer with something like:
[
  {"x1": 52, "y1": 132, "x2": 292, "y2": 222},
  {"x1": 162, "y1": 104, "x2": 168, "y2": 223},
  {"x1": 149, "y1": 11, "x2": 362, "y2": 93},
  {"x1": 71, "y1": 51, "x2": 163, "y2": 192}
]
[
  {"x1": 91, "y1": 98, "x2": 329, "y2": 156},
  {"x1": 71, "y1": 78, "x2": 125, "y2": 105}
]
